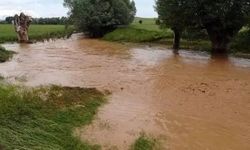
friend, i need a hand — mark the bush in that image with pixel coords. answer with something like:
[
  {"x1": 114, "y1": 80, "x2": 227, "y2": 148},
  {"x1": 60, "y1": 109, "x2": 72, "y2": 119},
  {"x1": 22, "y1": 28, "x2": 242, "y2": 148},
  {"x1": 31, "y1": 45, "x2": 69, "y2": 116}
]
[
  {"x1": 231, "y1": 28, "x2": 250, "y2": 53},
  {"x1": 64, "y1": 0, "x2": 136, "y2": 37},
  {"x1": 0, "y1": 46, "x2": 15, "y2": 62}
]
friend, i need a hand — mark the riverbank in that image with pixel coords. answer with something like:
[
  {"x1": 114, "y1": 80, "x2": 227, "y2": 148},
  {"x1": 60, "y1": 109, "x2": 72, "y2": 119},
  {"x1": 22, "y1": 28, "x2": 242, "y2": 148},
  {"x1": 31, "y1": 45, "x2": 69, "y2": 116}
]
[
  {"x1": 1, "y1": 36, "x2": 250, "y2": 149},
  {"x1": 0, "y1": 24, "x2": 74, "y2": 43},
  {"x1": 103, "y1": 18, "x2": 250, "y2": 54},
  {"x1": 0, "y1": 79, "x2": 106, "y2": 150}
]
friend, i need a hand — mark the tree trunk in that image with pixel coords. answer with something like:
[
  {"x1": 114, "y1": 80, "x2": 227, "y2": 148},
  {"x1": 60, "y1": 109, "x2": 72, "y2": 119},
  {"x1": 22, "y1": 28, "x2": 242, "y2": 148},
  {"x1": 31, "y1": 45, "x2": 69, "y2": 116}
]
[
  {"x1": 210, "y1": 39, "x2": 230, "y2": 54},
  {"x1": 206, "y1": 26, "x2": 232, "y2": 54},
  {"x1": 13, "y1": 13, "x2": 31, "y2": 43},
  {"x1": 173, "y1": 29, "x2": 181, "y2": 50}
]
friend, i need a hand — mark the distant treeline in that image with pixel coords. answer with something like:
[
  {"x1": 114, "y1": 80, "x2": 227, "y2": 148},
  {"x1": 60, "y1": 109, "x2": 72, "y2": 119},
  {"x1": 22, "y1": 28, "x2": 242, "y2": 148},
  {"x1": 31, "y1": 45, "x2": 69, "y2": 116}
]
[{"x1": 0, "y1": 16, "x2": 71, "y2": 25}]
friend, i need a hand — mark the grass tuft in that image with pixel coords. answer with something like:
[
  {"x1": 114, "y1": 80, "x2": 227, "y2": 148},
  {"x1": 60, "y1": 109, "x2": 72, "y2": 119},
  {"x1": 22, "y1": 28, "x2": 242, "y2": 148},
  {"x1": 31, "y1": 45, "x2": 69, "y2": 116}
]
[{"x1": 131, "y1": 134, "x2": 157, "y2": 150}]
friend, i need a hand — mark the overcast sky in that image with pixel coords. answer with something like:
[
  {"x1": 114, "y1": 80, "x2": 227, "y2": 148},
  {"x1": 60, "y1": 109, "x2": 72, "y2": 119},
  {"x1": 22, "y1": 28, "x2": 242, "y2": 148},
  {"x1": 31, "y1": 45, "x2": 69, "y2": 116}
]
[{"x1": 0, "y1": 0, "x2": 157, "y2": 20}]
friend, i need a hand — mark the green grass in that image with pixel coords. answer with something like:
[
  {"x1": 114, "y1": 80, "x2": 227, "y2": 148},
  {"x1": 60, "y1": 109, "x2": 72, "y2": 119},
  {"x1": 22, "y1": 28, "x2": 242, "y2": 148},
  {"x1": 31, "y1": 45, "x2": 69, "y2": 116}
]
[
  {"x1": 132, "y1": 18, "x2": 163, "y2": 32},
  {"x1": 103, "y1": 27, "x2": 170, "y2": 42},
  {"x1": 0, "y1": 24, "x2": 74, "y2": 43},
  {"x1": 0, "y1": 45, "x2": 15, "y2": 62},
  {"x1": 103, "y1": 18, "x2": 173, "y2": 43},
  {"x1": 131, "y1": 134, "x2": 157, "y2": 150},
  {"x1": 104, "y1": 18, "x2": 250, "y2": 54},
  {"x1": 0, "y1": 82, "x2": 106, "y2": 150}
]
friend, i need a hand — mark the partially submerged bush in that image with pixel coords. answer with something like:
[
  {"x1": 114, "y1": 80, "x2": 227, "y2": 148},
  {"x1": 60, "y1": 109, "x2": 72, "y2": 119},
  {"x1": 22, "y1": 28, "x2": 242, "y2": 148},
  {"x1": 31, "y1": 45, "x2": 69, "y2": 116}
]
[
  {"x1": 131, "y1": 134, "x2": 157, "y2": 150},
  {"x1": 0, "y1": 45, "x2": 15, "y2": 62}
]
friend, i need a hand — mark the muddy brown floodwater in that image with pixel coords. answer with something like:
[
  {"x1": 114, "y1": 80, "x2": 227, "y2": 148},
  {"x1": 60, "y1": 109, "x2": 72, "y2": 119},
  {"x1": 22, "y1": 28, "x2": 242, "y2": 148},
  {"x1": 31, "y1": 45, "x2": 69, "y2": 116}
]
[{"x1": 1, "y1": 34, "x2": 250, "y2": 150}]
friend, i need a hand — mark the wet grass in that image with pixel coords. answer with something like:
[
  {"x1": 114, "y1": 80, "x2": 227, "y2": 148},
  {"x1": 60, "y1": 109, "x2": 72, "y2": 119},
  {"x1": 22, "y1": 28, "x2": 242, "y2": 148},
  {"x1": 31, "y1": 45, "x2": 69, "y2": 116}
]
[
  {"x1": 0, "y1": 45, "x2": 15, "y2": 62},
  {"x1": 131, "y1": 134, "x2": 157, "y2": 150},
  {"x1": 0, "y1": 82, "x2": 106, "y2": 150},
  {"x1": 0, "y1": 24, "x2": 74, "y2": 43}
]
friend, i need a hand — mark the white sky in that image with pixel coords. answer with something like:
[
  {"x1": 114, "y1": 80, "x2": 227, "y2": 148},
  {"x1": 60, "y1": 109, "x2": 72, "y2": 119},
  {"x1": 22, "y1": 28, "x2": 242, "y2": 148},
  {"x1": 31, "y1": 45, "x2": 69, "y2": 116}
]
[{"x1": 0, "y1": 0, "x2": 157, "y2": 20}]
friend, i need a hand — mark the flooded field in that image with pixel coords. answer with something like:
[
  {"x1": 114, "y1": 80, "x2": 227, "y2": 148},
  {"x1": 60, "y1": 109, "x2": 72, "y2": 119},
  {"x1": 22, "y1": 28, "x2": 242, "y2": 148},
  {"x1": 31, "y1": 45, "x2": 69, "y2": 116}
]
[{"x1": 1, "y1": 34, "x2": 250, "y2": 150}]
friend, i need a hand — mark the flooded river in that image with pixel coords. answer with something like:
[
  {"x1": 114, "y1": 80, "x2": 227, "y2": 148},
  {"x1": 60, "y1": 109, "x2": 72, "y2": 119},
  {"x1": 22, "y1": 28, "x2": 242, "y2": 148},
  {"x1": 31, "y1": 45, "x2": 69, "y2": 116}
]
[{"x1": 1, "y1": 34, "x2": 250, "y2": 150}]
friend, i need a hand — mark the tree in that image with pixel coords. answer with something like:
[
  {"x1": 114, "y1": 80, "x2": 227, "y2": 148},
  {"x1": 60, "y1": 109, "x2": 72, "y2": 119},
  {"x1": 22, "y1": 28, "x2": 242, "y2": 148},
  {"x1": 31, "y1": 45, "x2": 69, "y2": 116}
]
[
  {"x1": 156, "y1": 0, "x2": 250, "y2": 53},
  {"x1": 64, "y1": 0, "x2": 136, "y2": 37},
  {"x1": 156, "y1": 0, "x2": 189, "y2": 50},
  {"x1": 5, "y1": 17, "x2": 14, "y2": 24}
]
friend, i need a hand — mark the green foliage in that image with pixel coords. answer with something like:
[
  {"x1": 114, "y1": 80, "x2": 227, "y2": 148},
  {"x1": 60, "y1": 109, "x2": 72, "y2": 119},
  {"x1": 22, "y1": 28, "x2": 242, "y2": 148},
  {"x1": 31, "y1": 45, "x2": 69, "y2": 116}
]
[
  {"x1": 0, "y1": 83, "x2": 106, "y2": 150},
  {"x1": 104, "y1": 18, "x2": 250, "y2": 54},
  {"x1": 156, "y1": 0, "x2": 250, "y2": 51},
  {"x1": 64, "y1": 0, "x2": 136, "y2": 37},
  {"x1": 231, "y1": 27, "x2": 250, "y2": 53},
  {"x1": 131, "y1": 134, "x2": 156, "y2": 150},
  {"x1": 0, "y1": 24, "x2": 74, "y2": 43},
  {"x1": 155, "y1": 0, "x2": 188, "y2": 32},
  {"x1": 0, "y1": 46, "x2": 15, "y2": 62},
  {"x1": 32, "y1": 17, "x2": 69, "y2": 25},
  {"x1": 1, "y1": 16, "x2": 69, "y2": 25}
]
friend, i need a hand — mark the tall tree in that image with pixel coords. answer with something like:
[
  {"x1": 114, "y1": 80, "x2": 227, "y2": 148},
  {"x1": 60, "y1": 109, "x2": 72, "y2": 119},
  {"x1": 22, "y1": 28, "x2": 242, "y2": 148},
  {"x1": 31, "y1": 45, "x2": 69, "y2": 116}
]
[
  {"x1": 156, "y1": 0, "x2": 250, "y2": 53},
  {"x1": 64, "y1": 0, "x2": 136, "y2": 37},
  {"x1": 156, "y1": 0, "x2": 188, "y2": 50}
]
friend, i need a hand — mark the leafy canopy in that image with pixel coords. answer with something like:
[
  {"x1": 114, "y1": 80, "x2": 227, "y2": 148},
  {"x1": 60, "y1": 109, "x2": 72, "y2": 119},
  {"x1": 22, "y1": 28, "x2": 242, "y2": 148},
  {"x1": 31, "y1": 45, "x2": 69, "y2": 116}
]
[
  {"x1": 156, "y1": 0, "x2": 250, "y2": 51},
  {"x1": 64, "y1": 0, "x2": 136, "y2": 37}
]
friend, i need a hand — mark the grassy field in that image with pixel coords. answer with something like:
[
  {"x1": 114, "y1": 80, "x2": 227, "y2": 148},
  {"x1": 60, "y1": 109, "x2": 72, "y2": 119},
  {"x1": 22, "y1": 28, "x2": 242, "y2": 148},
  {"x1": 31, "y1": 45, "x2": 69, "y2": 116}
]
[
  {"x1": 104, "y1": 18, "x2": 250, "y2": 53},
  {"x1": 131, "y1": 18, "x2": 163, "y2": 32},
  {"x1": 103, "y1": 18, "x2": 173, "y2": 43},
  {"x1": 0, "y1": 80, "x2": 106, "y2": 150},
  {"x1": 0, "y1": 24, "x2": 74, "y2": 43}
]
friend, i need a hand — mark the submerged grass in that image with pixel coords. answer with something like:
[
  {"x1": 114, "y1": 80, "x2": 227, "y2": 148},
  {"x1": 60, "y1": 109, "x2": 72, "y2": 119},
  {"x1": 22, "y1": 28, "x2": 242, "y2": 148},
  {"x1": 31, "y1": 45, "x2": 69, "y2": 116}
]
[
  {"x1": 0, "y1": 82, "x2": 106, "y2": 150},
  {"x1": 0, "y1": 45, "x2": 15, "y2": 62},
  {"x1": 131, "y1": 134, "x2": 158, "y2": 150},
  {"x1": 0, "y1": 24, "x2": 74, "y2": 43}
]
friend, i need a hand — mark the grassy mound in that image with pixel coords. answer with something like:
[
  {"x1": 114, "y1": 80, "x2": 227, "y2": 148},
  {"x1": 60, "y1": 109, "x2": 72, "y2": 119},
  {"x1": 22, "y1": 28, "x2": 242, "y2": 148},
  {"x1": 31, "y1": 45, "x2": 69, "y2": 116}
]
[
  {"x1": 103, "y1": 27, "x2": 170, "y2": 42},
  {"x1": 0, "y1": 83, "x2": 106, "y2": 150},
  {"x1": 103, "y1": 18, "x2": 173, "y2": 43}
]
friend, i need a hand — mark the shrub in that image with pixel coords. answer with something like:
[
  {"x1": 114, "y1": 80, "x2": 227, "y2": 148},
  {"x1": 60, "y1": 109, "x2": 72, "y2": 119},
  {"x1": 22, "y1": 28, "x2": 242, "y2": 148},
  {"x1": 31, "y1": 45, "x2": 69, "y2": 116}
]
[{"x1": 64, "y1": 0, "x2": 136, "y2": 37}]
